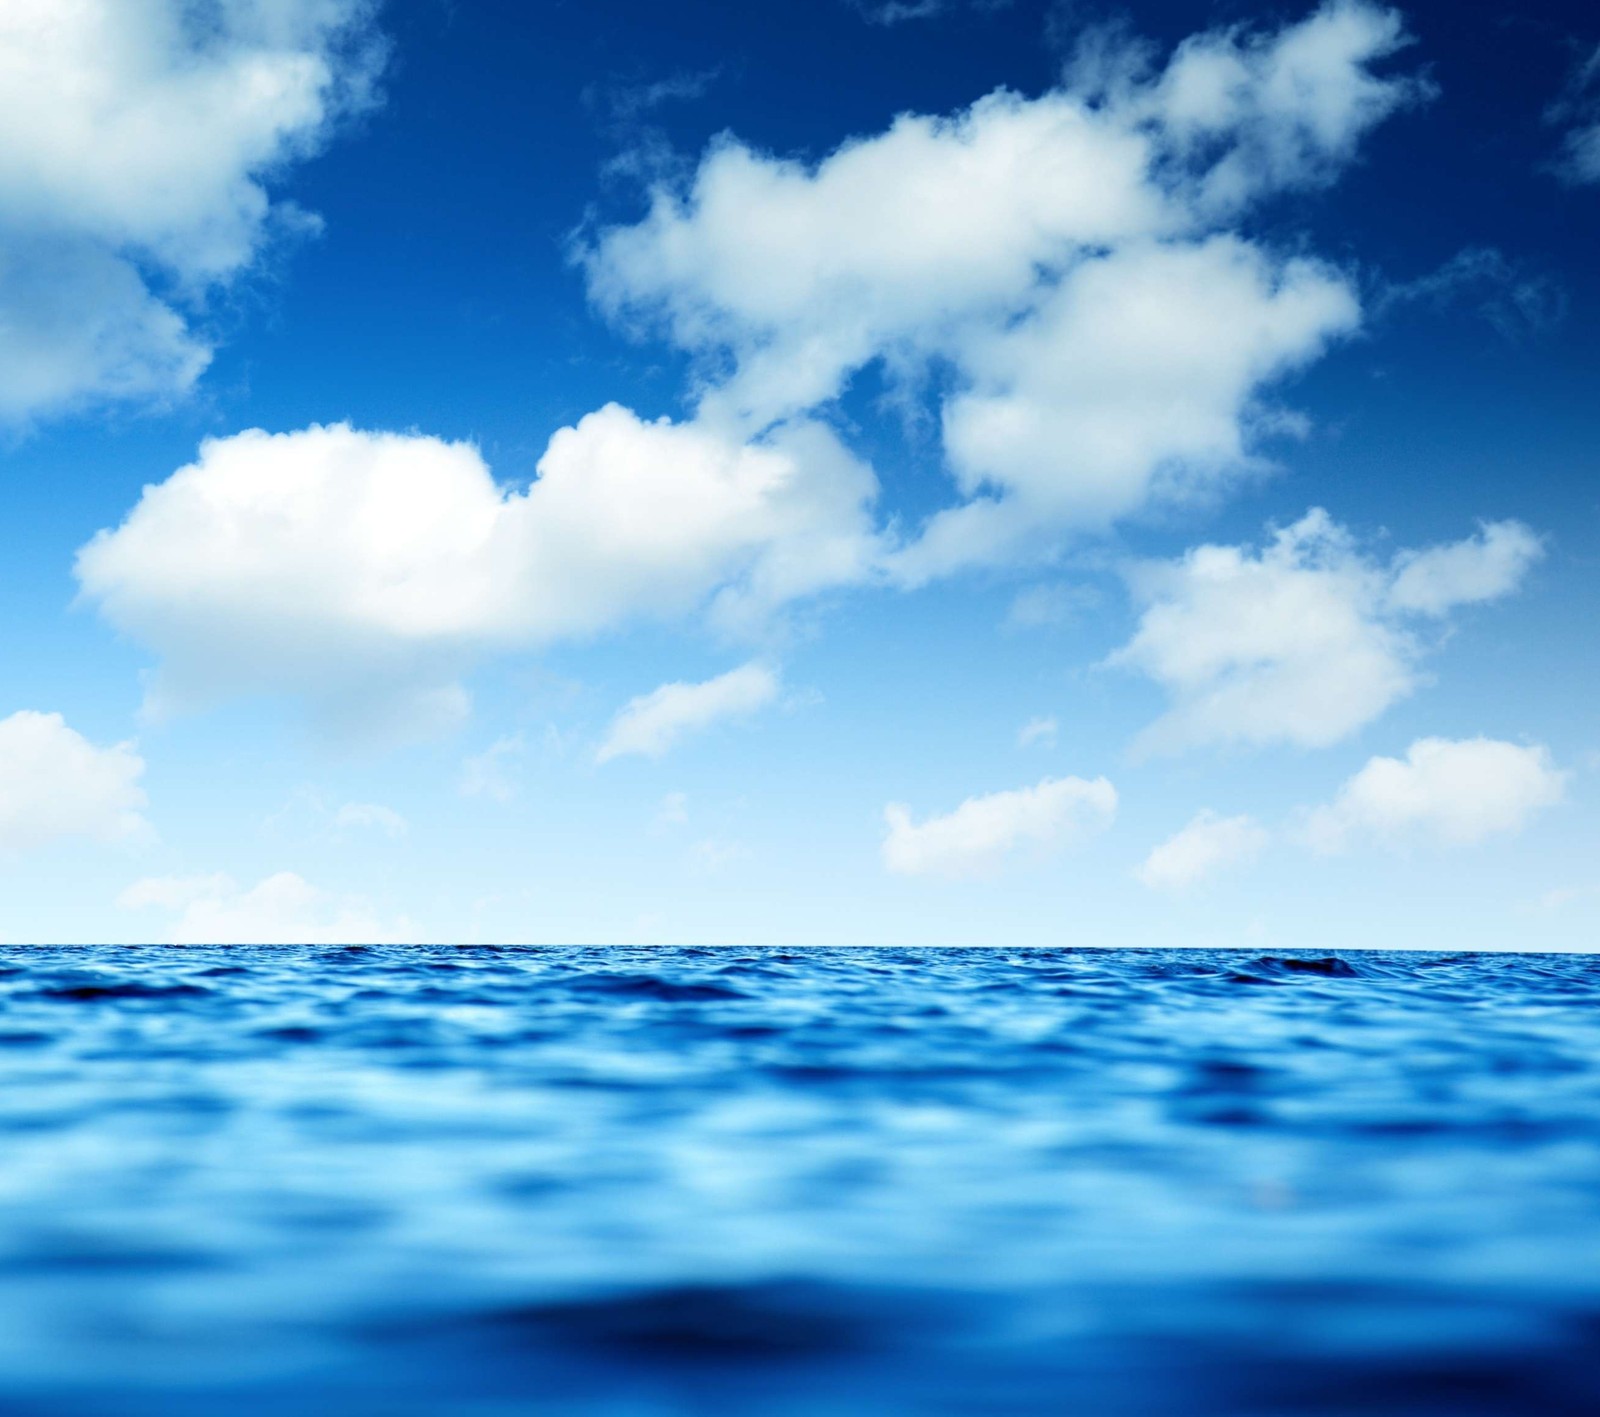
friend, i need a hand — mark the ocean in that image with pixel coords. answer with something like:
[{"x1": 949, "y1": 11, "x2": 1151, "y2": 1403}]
[{"x1": 0, "y1": 945, "x2": 1596, "y2": 1415}]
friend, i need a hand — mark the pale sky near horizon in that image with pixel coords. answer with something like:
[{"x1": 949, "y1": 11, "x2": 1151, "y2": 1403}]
[{"x1": 0, "y1": 0, "x2": 1596, "y2": 947}]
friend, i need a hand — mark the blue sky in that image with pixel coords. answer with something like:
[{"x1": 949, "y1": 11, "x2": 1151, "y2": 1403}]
[{"x1": 0, "y1": 0, "x2": 1596, "y2": 946}]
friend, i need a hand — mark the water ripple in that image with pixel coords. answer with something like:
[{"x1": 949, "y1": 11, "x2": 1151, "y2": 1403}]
[{"x1": 0, "y1": 945, "x2": 1596, "y2": 1415}]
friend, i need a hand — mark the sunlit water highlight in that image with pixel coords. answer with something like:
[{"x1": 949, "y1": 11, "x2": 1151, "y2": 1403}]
[{"x1": 1, "y1": 946, "x2": 1597, "y2": 1414}]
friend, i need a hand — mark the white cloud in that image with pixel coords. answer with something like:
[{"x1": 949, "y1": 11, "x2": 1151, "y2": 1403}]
[
  {"x1": 459, "y1": 735, "x2": 526, "y2": 801},
  {"x1": 0, "y1": 238, "x2": 211, "y2": 424},
  {"x1": 882, "y1": 775, "x2": 1116, "y2": 878},
  {"x1": 1135, "y1": 0, "x2": 1428, "y2": 210},
  {"x1": 332, "y1": 802, "x2": 408, "y2": 838},
  {"x1": 1109, "y1": 510, "x2": 1542, "y2": 754},
  {"x1": 1004, "y1": 582, "x2": 1099, "y2": 630},
  {"x1": 75, "y1": 3, "x2": 1428, "y2": 736},
  {"x1": 1139, "y1": 810, "x2": 1268, "y2": 890},
  {"x1": 0, "y1": 711, "x2": 148, "y2": 852},
  {"x1": 1018, "y1": 716, "x2": 1058, "y2": 748},
  {"x1": 1306, "y1": 737, "x2": 1566, "y2": 852},
  {"x1": 690, "y1": 838, "x2": 750, "y2": 873},
  {"x1": 1537, "y1": 885, "x2": 1599, "y2": 915},
  {"x1": 1387, "y1": 520, "x2": 1545, "y2": 615},
  {"x1": 849, "y1": 0, "x2": 1014, "y2": 25},
  {"x1": 118, "y1": 870, "x2": 414, "y2": 944},
  {"x1": 1377, "y1": 246, "x2": 1566, "y2": 341},
  {"x1": 0, "y1": 0, "x2": 383, "y2": 424},
  {"x1": 655, "y1": 791, "x2": 690, "y2": 827},
  {"x1": 1549, "y1": 45, "x2": 1600, "y2": 185},
  {"x1": 76, "y1": 413, "x2": 877, "y2": 737},
  {"x1": 597, "y1": 662, "x2": 779, "y2": 763},
  {"x1": 261, "y1": 786, "x2": 408, "y2": 840},
  {"x1": 598, "y1": 69, "x2": 721, "y2": 123},
  {"x1": 586, "y1": 1, "x2": 1422, "y2": 574},
  {"x1": 922, "y1": 237, "x2": 1356, "y2": 563}
]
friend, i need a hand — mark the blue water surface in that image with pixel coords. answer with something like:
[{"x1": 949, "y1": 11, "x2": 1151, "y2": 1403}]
[{"x1": 0, "y1": 946, "x2": 1597, "y2": 1415}]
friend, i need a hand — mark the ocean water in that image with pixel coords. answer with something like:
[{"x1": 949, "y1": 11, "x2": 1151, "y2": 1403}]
[{"x1": 1, "y1": 946, "x2": 1598, "y2": 1415}]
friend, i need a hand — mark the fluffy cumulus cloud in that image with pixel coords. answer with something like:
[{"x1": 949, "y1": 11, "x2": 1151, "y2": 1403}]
[
  {"x1": 0, "y1": 711, "x2": 148, "y2": 852},
  {"x1": 76, "y1": 415, "x2": 876, "y2": 737},
  {"x1": 922, "y1": 237, "x2": 1355, "y2": 571},
  {"x1": 1138, "y1": 810, "x2": 1268, "y2": 890},
  {"x1": 586, "y1": 1, "x2": 1423, "y2": 575},
  {"x1": 1109, "y1": 510, "x2": 1543, "y2": 755},
  {"x1": 1306, "y1": 738, "x2": 1566, "y2": 852},
  {"x1": 597, "y1": 662, "x2": 779, "y2": 763},
  {"x1": 118, "y1": 870, "x2": 414, "y2": 944},
  {"x1": 0, "y1": 0, "x2": 383, "y2": 423},
  {"x1": 882, "y1": 775, "x2": 1116, "y2": 878},
  {"x1": 76, "y1": 3, "x2": 1431, "y2": 735}
]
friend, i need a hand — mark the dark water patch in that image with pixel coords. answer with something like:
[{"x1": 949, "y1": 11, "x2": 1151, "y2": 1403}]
[
  {"x1": 1263, "y1": 955, "x2": 1363, "y2": 978},
  {"x1": 1231, "y1": 955, "x2": 1365, "y2": 984},
  {"x1": 567, "y1": 972, "x2": 749, "y2": 1002},
  {"x1": 32, "y1": 982, "x2": 212, "y2": 1002},
  {"x1": 468, "y1": 1280, "x2": 874, "y2": 1361},
  {"x1": 0, "y1": 1232, "x2": 226, "y2": 1276},
  {"x1": 253, "y1": 1024, "x2": 322, "y2": 1043}
]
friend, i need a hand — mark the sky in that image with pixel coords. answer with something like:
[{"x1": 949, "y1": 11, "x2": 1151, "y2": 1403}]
[{"x1": 0, "y1": 0, "x2": 1596, "y2": 947}]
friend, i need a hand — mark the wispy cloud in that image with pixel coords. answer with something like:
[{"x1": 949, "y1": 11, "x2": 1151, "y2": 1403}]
[
  {"x1": 847, "y1": 0, "x2": 1015, "y2": 25},
  {"x1": 1377, "y1": 247, "x2": 1566, "y2": 340},
  {"x1": 460, "y1": 735, "x2": 526, "y2": 802},
  {"x1": 333, "y1": 803, "x2": 409, "y2": 839},
  {"x1": 1547, "y1": 43, "x2": 1600, "y2": 184},
  {"x1": 597, "y1": 663, "x2": 780, "y2": 763},
  {"x1": 1017, "y1": 716, "x2": 1058, "y2": 749},
  {"x1": 883, "y1": 775, "x2": 1116, "y2": 879}
]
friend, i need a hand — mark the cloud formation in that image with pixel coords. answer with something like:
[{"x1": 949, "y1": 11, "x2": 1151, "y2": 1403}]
[
  {"x1": 118, "y1": 870, "x2": 413, "y2": 944},
  {"x1": 1378, "y1": 247, "x2": 1567, "y2": 342},
  {"x1": 848, "y1": 0, "x2": 1014, "y2": 25},
  {"x1": 459, "y1": 735, "x2": 526, "y2": 801},
  {"x1": 1549, "y1": 44, "x2": 1600, "y2": 185},
  {"x1": 77, "y1": 415, "x2": 876, "y2": 737},
  {"x1": 333, "y1": 802, "x2": 408, "y2": 838},
  {"x1": 1138, "y1": 810, "x2": 1268, "y2": 890},
  {"x1": 597, "y1": 662, "x2": 780, "y2": 763},
  {"x1": 0, "y1": 711, "x2": 148, "y2": 852},
  {"x1": 76, "y1": 3, "x2": 1433, "y2": 738},
  {"x1": 1306, "y1": 737, "x2": 1565, "y2": 851},
  {"x1": 587, "y1": 1, "x2": 1422, "y2": 574},
  {"x1": 883, "y1": 775, "x2": 1116, "y2": 878},
  {"x1": 1017, "y1": 716, "x2": 1059, "y2": 748},
  {"x1": 1109, "y1": 511, "x2": 1542, "y2": 754},
  {"x1": 0, "y1": 0, "x2": 383, "y2": 424}
]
